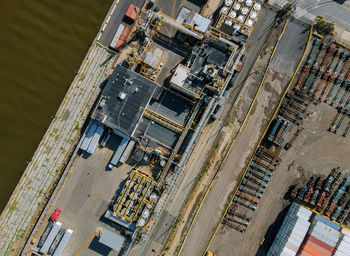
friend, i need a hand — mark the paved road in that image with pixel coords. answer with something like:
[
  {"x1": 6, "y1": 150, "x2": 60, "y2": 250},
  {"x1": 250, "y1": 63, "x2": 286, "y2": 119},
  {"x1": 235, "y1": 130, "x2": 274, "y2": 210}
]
[
  {"x1": 98, "y1": 0, "x2": 146, "y2": 47},
  {"x1": 270, "y1": 0, "x2": 350, "y2": 33}
]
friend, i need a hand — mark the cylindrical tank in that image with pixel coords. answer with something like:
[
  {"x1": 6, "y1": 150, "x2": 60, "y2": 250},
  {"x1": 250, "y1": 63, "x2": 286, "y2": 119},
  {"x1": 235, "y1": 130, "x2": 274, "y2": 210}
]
[
  {"x1": 233, "y1": 3, "x2": 241, "y2": 10},
  {"x1": 229, "y1": 11, "x2": 236, "y2": 18},
  {"x1": 241, "y1": 7, "x2": 249, "y2": 15},
  {"x1": 246, "y1": 0, "x2": 253, "y2": 7},
  {"x1": 237, "y1": 15, "x2": 244, "y2": 22},
  {"x1": 221, "y1": 6, "x2": 229, "y2": 14},
  {"x1": 245, "y1": 19, "x2": 253, "y2": 27},
  {"x1": 250, "y1": 11, "x2": 257, "y2": 19},
  {"x1": 225, "y1": 0, "x2": 233, "y2": 6},
  {"x1": 253, "y1": 3, "x2": 261, "y2": 11}
]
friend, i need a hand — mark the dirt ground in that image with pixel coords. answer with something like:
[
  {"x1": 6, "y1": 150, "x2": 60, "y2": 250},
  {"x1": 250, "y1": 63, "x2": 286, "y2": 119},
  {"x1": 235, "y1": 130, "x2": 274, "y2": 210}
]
[{"x1": 207, "y1": 35, "x2": 350, "y2": 255}]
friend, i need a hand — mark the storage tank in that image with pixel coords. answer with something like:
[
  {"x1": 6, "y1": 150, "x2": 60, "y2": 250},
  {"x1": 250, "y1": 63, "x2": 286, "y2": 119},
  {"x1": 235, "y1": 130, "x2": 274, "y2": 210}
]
[
  {"x1": 53, "y1": 229, "x2": 73, "y2": 256},
  {"x1": 253, "y1": 3, "x2": 261, "y2": 11},
  {"x1": 246, "y1": 0, "x2": 253, "y2": 7},
  {"x1": 229, "y1": 11, "x2": 237, "y2": 18},
  {"x1": 245, "y1": 19, "x2": 253, "y2": 27},
  {"x1": 241, "y1": 7, "x2": 249, "y2": 15},
  {"x1": 250, "y1": 11, "x2": 257, "y2": 19},
  {"x1": 237, "y1": 15, "x2": 245, "y2": 22},
  {"x1": 221, "y1": 6, "x2": 229, "y2": 14},
  {"x1": 224, "y1": 0, "x2": 233, "y2": 6},
  {"x1": 233, "y1": 3, "x2": 241, "y2": 10}
]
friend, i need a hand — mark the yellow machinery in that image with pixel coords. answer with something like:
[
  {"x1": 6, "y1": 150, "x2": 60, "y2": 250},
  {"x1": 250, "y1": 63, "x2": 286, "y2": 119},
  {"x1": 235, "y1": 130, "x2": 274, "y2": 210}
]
[{"x1": 113, "y1": 171, "x2": 155, "y2": 224}]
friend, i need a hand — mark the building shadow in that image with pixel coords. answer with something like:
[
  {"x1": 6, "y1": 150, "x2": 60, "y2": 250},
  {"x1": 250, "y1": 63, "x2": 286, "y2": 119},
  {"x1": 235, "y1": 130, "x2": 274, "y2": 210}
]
[
  {"x1": 88, "y1": 236, "x2": 112, "y2": 256},
  {"x1": 255, "y1": 204, "x2": 291, "y2": 256}
]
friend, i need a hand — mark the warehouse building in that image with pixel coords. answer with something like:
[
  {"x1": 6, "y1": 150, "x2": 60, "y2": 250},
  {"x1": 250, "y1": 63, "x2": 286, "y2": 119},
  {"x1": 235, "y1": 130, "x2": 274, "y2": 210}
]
[{"x1": 267, "y1": 203, "x2": 350, "y2": 256}]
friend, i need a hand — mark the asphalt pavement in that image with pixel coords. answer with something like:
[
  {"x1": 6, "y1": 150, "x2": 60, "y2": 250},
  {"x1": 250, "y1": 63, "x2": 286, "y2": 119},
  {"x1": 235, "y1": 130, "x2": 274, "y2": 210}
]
[
  {"x1": 98, "y1": 0, "x2": 146, "y2": 47},
  {"x1": 270, "y1": 0, "x2": 350, "y2": 33}
]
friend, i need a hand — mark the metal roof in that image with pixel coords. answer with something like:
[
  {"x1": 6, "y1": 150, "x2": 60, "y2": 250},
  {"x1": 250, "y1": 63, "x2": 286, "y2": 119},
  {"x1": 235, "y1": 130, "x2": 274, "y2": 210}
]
[{"x1": 99, "y1": 229, "x2": 125, "y2": 251}]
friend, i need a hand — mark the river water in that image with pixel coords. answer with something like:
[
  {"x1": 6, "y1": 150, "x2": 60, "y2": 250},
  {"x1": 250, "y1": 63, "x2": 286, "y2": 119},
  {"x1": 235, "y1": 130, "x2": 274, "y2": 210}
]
[{"x1": 0, "y1": 0, "x2": 113, "y2": 212}]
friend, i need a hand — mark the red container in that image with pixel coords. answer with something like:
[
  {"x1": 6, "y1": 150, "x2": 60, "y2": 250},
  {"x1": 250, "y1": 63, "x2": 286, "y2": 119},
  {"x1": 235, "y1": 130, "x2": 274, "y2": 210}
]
[
  {"x1": 303, "y1": 245, "x2": 325, "y2": 256},
  {"x1": 306, "y1": 240, "x2": 332, "y2": 256},
  {"x1": 125, "y1": 4, "x2": 140, "y2": 21},
  {"x1": 307, "y1": 235, "x2": 334, "y2": 253}
]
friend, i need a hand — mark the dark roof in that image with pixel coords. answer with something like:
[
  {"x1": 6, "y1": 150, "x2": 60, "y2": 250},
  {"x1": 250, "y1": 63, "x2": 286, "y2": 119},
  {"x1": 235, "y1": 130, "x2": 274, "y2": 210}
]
[{"x1": 93, "y1": 65, "x2": 156, "y2": 136}]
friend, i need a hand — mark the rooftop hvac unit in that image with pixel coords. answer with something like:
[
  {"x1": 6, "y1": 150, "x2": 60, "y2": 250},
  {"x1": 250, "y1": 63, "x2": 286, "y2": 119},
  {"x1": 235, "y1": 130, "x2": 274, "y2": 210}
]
[
  {"x1": 221, "y1": 7, "x2": 229, "y2": 14},
  {"x1": 224, "y1": 0, "x2": 233, "y2": 6},
  {"x1": 253, "y1": 3, "x2": 261, "y2": 11},
  {"x1": 229, "y1": 11, "x2": 237, "y2": 18},
  {"x1": 250, "y1": 11, "x2": 257, "y2": 19},
  {"x1": 246, "y1": 0, "x2": 253, "y2": 7},
  {"x1": 245, "y1": 19, "x2": 253, "y2": 27},
  {"x1": 241, "y1": 7, "x2": 249, "y2": 15},
  {"x1": 118, "y1": 92, "x2": 127, "y2": 100},
  {"x1": 225, "y1": 19, "x2": 232, "y2": 26},
  {"x1": 237, "y1": 15, "x2": 245, "y2": 22},
  {"x1": 233, "y1": 3, "x2": 240, "y2": 10}
]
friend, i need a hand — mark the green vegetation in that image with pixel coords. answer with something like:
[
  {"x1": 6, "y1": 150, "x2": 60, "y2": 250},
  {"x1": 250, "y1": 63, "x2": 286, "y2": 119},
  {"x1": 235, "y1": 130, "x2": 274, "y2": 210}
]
[
  {"x1": 315, "y1": 20, "x2": 335, "y2": 35},
  {"x1": 260, "y1": 47, "x2": 269, "y2": 59}
]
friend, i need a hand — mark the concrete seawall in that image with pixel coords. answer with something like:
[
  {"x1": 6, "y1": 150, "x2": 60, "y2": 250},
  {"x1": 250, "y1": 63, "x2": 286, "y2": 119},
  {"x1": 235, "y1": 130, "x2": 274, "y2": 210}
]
[{"x1": 0, "y1": 1, "x2": 119, "y2": 254}]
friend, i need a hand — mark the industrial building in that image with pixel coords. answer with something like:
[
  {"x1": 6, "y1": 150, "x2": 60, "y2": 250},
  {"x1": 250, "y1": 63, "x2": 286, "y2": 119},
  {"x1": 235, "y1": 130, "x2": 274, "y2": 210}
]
[
  {"x1": 78, "y1": 0, "x2": 251, "y2": 246},
  {"x1": 267, "y1": 203, "x2": 350, "y2": 256}
]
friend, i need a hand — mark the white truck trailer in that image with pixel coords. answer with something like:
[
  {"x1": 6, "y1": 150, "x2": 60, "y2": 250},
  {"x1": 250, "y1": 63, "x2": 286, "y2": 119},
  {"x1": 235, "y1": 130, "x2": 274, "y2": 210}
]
[
  {"x1": 53, "y1": 229, "x2": 73, "y2": 256},
  {"x1": 39, "y1": 221, "x2": 62, "y2": 254}
]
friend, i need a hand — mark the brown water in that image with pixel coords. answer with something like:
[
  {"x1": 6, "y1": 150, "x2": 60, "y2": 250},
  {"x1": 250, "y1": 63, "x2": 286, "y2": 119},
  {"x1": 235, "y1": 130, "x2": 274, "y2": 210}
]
[{"x1": 0, "y1": 0, "x2": 113, "y2": 212}]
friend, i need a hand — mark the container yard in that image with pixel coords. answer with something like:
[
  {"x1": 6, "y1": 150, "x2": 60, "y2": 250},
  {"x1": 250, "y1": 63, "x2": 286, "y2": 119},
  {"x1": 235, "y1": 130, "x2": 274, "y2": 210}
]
[
  {"x1": 268, "y1": 203, "x2": 350, "y2": 256},
  {"x1": 199, "y1": 32, "x2": 350, "y2": 255}
]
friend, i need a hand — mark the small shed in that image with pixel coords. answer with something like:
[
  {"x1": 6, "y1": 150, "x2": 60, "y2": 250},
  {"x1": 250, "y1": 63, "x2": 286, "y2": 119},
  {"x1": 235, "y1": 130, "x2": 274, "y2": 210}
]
[{"x1": 99, "y1": 229, "x2": 125, "y2": 251}]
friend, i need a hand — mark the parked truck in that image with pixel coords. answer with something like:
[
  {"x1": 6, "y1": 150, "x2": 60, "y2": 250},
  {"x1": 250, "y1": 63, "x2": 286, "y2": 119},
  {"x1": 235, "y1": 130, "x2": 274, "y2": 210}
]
[{"x1": 110, "y1": 24, "x2": 130, "y2": 51}]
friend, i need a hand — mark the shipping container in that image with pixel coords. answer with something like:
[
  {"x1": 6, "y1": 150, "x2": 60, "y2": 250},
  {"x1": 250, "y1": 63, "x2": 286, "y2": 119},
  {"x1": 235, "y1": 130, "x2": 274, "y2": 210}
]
[
  {"x1": 342, "y1": 234, "x2": 350, "y2": 242},
  {"x1": 298, "y1": 248, "x2": 315, "y2": 256},
  {"x1": 341, "y1": 229, "x2": 350, "y2": 236},
  {"x1": 110, "y1": 24, "x2": 130, "y2": 50},
  {"x1": 303, "y1": 245, "x2": 325, "y2": 256},
  {"x1": 119, "y1": 140, "x2": 135, "y2": 164},
  {"x1": 80, "y1": 121, "x2": 98, "y2": 151},
  {"x1": 307, "y1": 235, "x2": 334, "y2": 252},
  {"x1": 306, "y1": 240, "x2": 333, "y2": 256},
  {"x1": 315, "y1": 214, "x2": 341, "y2": 231},
  {"x1": 87, "y1": 125, "x2": 104, "y2": 154},
  {"x1": 53, "y1": 229, "x2": 73, "y2": 256},
  {"x1": 125, "y1": 4, "x2": 140, "y2": 21},
  {"x1": 40, "y1": 221, "x2": 62, "y2": 254}
]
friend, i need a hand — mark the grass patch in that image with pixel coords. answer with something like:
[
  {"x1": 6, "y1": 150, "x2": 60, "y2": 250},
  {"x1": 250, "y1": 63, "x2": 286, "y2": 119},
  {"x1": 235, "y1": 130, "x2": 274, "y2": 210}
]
[{"x1": 260, "y1": 47, "x2": 269, "y2": 59}]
